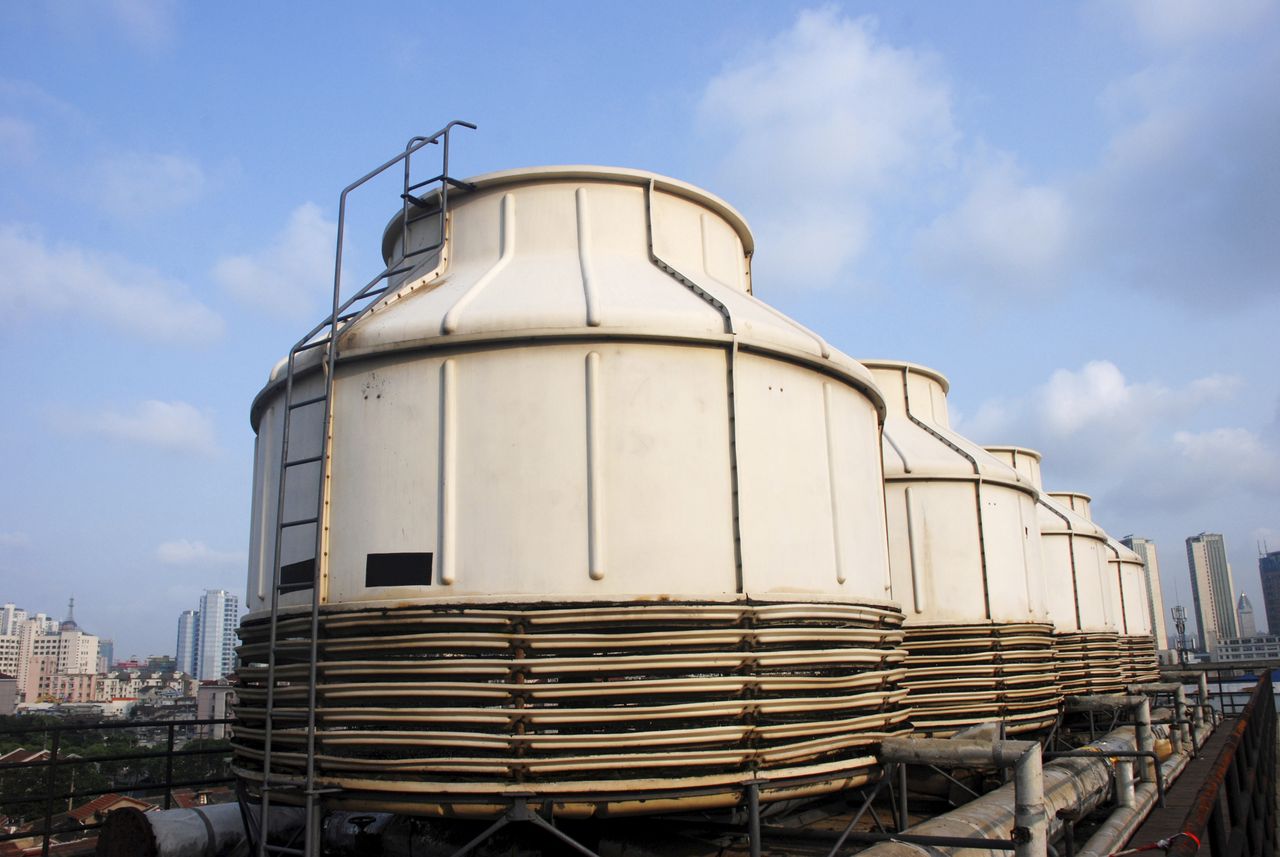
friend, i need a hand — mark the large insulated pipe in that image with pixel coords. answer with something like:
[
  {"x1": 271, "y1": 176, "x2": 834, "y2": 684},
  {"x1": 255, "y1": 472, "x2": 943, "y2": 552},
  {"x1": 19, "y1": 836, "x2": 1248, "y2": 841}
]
[
  {"x1": 96, "y1": 804, "x2": 306, "y2": 857},
  {"x1": 1065, "y1": 695, "x2": 1154, "y2": 781},
  {"x1": 860, "y1": 730, "x2": 1137, "y2": 857},
  {"x1": 879, "y1": 738, "x2": 1046, "y2": 857},
  {"x1": 1074, "y1": 751, "x2": 1191, "y2": 857}
]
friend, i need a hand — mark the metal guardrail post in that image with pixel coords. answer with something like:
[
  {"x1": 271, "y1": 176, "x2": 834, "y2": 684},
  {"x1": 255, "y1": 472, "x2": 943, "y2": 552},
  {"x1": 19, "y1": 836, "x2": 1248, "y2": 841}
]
[
  {"x1": 40, "y1": 729, "x2": 59, "y2": 857},
  {"x1": 1198, "y1": 672, "x2": 1210, "y2": 738},
  {"x1": 164, "y1": 723, "x2": 176, "y2": 810}
]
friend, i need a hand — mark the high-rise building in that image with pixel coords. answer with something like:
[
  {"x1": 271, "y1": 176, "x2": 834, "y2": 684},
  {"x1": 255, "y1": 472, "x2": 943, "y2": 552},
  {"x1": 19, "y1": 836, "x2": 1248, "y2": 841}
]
[
  {"x1": 195, "y1": 590, "x2": 239, "y2": 680},
  {"x1": 29, "y1": 613, "x2": 58, "y2": 634},
  {"x1": 1186, "y1": 532, "x2": 1238, "y2": 653},
  {"x1": 176, "y1": 610, "x2": 199, "y2": 677},
  {"x1": 98, "y1": 638, "x2": 114, "y2": 673},
  {"x1": 1261, "y1": 550, "x2": 1280, "y2": 637},
  {"x1": 1121, "y1": 536, "x2": 1168, "y2": 649},
  {"x1": 1237, "y1": 593, "x2": 1257, "y2": 639},
  {"x1": 0, "y1": 603, "x2": 27, "y2": 636}
]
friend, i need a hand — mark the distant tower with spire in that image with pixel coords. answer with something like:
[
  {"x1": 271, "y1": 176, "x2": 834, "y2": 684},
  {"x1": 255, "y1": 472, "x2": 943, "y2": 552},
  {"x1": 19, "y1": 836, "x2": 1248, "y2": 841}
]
[
  {"x1": 1237, "y1": 592, "x2": 1257, "y2": 639},
  {"x1": 59, "y1": 596, "x2": 78, "y2": 631}
]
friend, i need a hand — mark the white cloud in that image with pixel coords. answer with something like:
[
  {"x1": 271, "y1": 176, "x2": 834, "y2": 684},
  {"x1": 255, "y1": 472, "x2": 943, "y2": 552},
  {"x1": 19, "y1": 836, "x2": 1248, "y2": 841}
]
[
  {"x1": 1171, "y1": 427, "x2": 1280, "y2": 491},
  {"x1": 0, "y1": 532, "x2": 31, "y2": 548},
  {"x1": 0, "y1": 115, "x2": 38, "y2": 162},
  {"x1": 0, "y1": 79, "x2": 83, "y2": 124},
  {"x1": 1112, "y1": 0, "x2": 1275, "y2": 49},
  {"x1": 0, "y1": 79, "x2": 85, "y2": 168},
  {"x1": 957, "y1": 360, "x2": 1276, "y2": 516},
  {"x1": 155, "y1": 539, "x2": 244, "y2": 566},
  {"x1": 697, "y1": 6, "x2": 956, "y2": 287},
  {"x1": 96, "y1": 152, "x2": 207, "y2": 217},
  {"x1": 49, "y1": 0, "x2": 179, "y2": 51},
  {"x1": 915, "y1": 6, "x2": 1280, "y2": 305},
  {"x1": 214, "y1": 203, "x2": 336, "y2": 317},
  {"x1": 0, "y1": 224, "x2": 224, "y2": 343},
  {"x1": 106, "y1": 0, "x2": 179, "y2": 49},
  {"x1": 961, "y1": 360, "x2": 1239, "y2": 443},
  {"x1": 917, "y1": 156, "x2": 1071, "y2": 291},
  {"x1": 56, "y1": 399, "x2": 219, "y2": 457},
  {"x1": 1037, "y1": 361, "x2": 1239, "y2": 438}
]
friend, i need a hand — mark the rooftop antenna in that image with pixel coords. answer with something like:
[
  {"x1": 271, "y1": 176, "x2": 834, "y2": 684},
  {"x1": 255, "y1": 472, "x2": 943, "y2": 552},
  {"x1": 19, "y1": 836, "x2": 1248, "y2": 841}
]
[
  {"x1": 66, "y1": 597, "x2": 74, "y2": 623},
  {"x1": 1172, "y1": 605, "x2": 1188, "y2": 666}
]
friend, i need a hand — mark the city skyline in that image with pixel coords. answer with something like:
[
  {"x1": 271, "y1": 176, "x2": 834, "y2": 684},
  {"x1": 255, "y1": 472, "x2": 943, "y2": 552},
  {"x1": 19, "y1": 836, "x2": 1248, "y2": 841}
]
[
  {"x1": 2, "y1": 592, "x2": 241, "y2": 674},
  {"x1": 3, "y1": 534, "x2": 1271, "y2": 665},
  {"x1": 1, "y1": 3, "x2": 1277, "y2": 657},
  {"x1": 0, "y1": 590, "x2": 245, "y2": 711}
]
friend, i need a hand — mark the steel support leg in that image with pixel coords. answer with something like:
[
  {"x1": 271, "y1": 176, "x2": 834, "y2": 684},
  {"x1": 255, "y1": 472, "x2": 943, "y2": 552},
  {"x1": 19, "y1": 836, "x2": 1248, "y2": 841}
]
[{"x1": 748, "y1": 782, "x2": 761, "y2": 857}]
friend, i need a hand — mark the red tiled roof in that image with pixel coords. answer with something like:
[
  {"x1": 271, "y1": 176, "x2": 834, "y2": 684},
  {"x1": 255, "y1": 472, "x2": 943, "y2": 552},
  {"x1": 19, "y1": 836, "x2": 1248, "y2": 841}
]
[
  {"x1": 170, "y1": 786, "x2": 234, "y2": 808},
  {"x1": 0, "y1": 748, "x2": 49, "y2": 765},
  {"x1": 65, "y1": 794, "x2": 154, "y2": 823}
]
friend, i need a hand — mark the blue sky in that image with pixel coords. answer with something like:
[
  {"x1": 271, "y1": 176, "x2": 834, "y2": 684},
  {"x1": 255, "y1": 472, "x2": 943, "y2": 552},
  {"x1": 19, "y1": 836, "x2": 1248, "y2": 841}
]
[{"x1": 1, "y1": 1, "x2": 1277, "y2": 657}]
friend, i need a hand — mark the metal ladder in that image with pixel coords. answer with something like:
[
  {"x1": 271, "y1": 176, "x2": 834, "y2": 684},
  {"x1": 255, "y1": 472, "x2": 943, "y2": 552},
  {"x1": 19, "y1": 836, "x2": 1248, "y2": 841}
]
[{"x1": 254, "y1": 120, "x2": 477, "y2": 857}]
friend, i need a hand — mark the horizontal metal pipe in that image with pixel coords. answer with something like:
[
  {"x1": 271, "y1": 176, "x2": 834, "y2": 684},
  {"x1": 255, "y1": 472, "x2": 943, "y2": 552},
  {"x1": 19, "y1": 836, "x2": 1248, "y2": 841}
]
[
  {"x1": 880, "y1": 737, "x2": 1037, "y2": 769},
  {"x1": 1064, "y1": 694, "x2": 1149, "y2": 711},
  {"x1": 859, "y1": 729, "x2": 1136, "y2": 856}
]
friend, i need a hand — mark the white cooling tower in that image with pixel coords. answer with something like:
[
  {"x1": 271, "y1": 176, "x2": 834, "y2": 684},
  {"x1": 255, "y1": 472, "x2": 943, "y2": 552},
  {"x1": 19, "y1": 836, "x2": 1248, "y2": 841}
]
[
  {"x1": 985, "y1": 450, "x2": 1124, "y2": 695},
  {"x1": 864, "y1": 361, "x2": 1056, "y2": 735},
  {"x1": 235, "y1": 166, "x2": 908, "y2": 818},
  {"x1": 1106, "y1": 536, "x2": 1160, "y2": 684}
]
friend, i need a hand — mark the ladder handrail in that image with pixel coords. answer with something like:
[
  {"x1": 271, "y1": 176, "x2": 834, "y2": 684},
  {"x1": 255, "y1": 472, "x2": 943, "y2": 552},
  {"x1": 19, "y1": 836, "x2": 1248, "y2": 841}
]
[{"x1": 256, "y1": 120, "x2": 475, "y2": 857}]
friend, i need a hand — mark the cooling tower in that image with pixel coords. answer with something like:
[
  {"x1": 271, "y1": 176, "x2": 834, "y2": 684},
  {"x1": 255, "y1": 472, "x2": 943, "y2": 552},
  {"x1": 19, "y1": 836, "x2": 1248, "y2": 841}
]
[
  {"x1": 985, "y1": 451, "x2": 1124, "y2": 696},
  {"x1": 865, "y1": 362, "x2": 1057, "y2": 736},
  {"x1": 234, "y1": 167, "x2": 908, "y2": 818},
  {"x1": 1106, "y1": 537, "x2": 1160, "y2": 684}
]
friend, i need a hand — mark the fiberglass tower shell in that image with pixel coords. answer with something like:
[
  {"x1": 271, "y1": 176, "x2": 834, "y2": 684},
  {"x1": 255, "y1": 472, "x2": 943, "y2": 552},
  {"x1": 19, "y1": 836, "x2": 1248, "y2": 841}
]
[
  {"x1": 986, "y1": 450, "x2": 1125, "y2": 695},
  {"x1": 864, "y1": 361, "x2": 1057, "y2": 735},
  {"x1": 1103, "y1": 534, "x2": 1160, "y2": 684},
  {"x1": 235, "y1": 167, "x2": 908, "y2": 818}
]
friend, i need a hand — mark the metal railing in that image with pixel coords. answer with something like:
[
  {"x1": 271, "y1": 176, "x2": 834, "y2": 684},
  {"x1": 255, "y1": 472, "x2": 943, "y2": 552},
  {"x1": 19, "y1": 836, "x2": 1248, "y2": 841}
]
[
  {"x1": 1169, "y1": 672, "x2": 1276, "y2": 857},
  {"x1": 1163, "y1": 661, "x2": 1279, "y2": 716},
  {"x1": 1202, "y1": 667, "x2": 1267, "y2": 716},
  {"x1": 0, "y1": 716, "x2": 234, "y2": 856}
]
